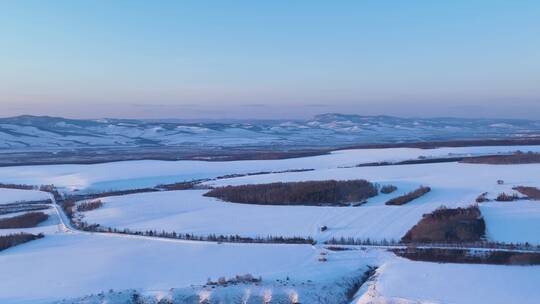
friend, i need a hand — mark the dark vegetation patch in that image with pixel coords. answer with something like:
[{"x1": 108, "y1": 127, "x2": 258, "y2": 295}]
[
  {"x1": 356, "y1": 157, "x2": 465, "y2": 167},
  {"x1": 0, "y1": 212, "x2": 49, "y2": 229},
  {"x1": 513, "y1": 186, "x2": 540, "y2": 200},
  {"x1": 155, "y1": 181, "x2": 196, "y2": 191},
  {"x1": 0, "y1": 183, "x2": 35, "y2": 190},
  {"x1": 324, "y1": 237, "x2": 540, "y2": 252},
  {"x1": 197, "y1": 150, "x2": 328, "y2": 161},
  {"x1": 325, "y1": 237, "x2": 400, "y2": 246},
  {"x1": 393, "y1": 248, "x2": 540, "y2": 265},
  {"x1": 2, "y1": 199, "x2": 52, "y2": 205},
  {"x1": 0, "y1": 183, "x2": 57, "y2": 194},
  {"x1": 0, "y1": 233, "x2": 44, "y2": 252},
  {"x1": 61, "y1": 199, "x2": 76, "y2": 219},
  {"x1": 461, "y1": 151, "x2": 540, "y2": 164},
  {"x1": 476, "y1": 192, "x2": 489, "y2": 203},
  {"x1": 344, "y1": 138, "x2": 540, "y2": 150},
  {"x1": 385, "y1": 186, "x2": 430, "y2": 206},
  {"x1": 380, "y1": 185, "x2": 397, "y2": 194},
  {"x1": 325, "y1": 246, "x2": 353, "y2": 251},
  {"x1": 65, "y1": 188, "x2": 158, "y2": 202},
  {"x1": 354, "y1": 151, "x2": 540, "y2": 168},
  {"x1": 205, "y1": 274, "x2": 261, "y2": 287},
  {"x1": 76, "y1": 200, "x2": 103, "y2": 212},
  {"x1": 215, "y1": 168, "x2": 314, "y2": 180},
  {"x1": 402, "y1": 206, "x2": 485, "y2": 243},
  {"x1": 204, "y1": 179, "x2": 378, "y2": 206},
  {"x1": 495, "y1": 192, "x2": 519, "y2": 202},
  {"x1": 0, "y1": 148, "x2": 330, "y2": 167}
]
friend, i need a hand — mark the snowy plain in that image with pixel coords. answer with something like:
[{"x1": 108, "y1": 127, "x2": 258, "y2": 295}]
[
  {"x1": 76, "y1": 159, "x2": 540, "y2": 244},
  {"x1": 0, "y1": 233, "x2": 370, "y2": 304},
  {"x1": 354, "y1": 257, "x2": 540, "y2": 304},
  {"x1": 0, "y1": 145, "x2": 539, "y2": 193},
  {"x1": 0, "y1": 188, "x2": 50, "y2": 205},
  {"x1": 1, "y1": 145, "x2": 540, "y2": 303},
  {"x1": 82, "y1": 188, "x2": 435, "y2": 241},
  {"x1": 0, "y1": 207, "x2": 60, "y2": 236},
  {"x1": 480, "y1": 201, "x2": 540, "y2": 245}
]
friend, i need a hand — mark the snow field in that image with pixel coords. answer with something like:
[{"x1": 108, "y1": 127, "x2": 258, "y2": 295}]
[
  {"x1": 0, "y1": 207, "x2": 60, "y2": 236},
  {"x1": 77, "y1": 161, "x2": 540, "y2": 243},
  {"x1": 0, "y1": 233, "x2": 369, "y2": 304},
  {"x1": 353, "y1": 257, "x2": 540, "y2": 304},
  {"x1": 480, "y1": 201, "x2": 540, "y2": 244},
  {"x1": 1, "y1": 146, "x2": 540, "y2": 303},
  {"x1": 0, "y1": 188, "x2": 50, "y2": 205},
  {"x1": 0, "y1": 145, "x2": 538, "y2": 192},
  {"x1": 82, "y1": 188, "x2": 438, "y2": 241}
]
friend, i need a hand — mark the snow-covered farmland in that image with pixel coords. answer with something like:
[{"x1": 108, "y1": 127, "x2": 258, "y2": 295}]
[
  {"x1": 0, "y1": 208, "x2": 60, "y2": 236},
  {"x1": 0, "y1": 145, "x2": 538, "y2": 193},
  {"x1": 0, "y1": 233, "x2": 369, "y2": 304},
  {"x1": 354, "y1": 257, "x2": 540, "y2": 304},
  {"x1": 480, "y1": 201, "x2": 540, "y2": 245},
  {"x1": 76, "y1": 159, "x2": 540, "y2": 243},
  {"x1": 81, "y1": 189, "x2": 438, "y2": 241},
  {"x1": 1, "y1": 145, "x2": 540, "y2": 303},
  {"x1": 206, "y1": 162, "x2": 540, "y2": 191},
  {"x1": 0, "y1": 188, "x2": 50, "y2": 205}
]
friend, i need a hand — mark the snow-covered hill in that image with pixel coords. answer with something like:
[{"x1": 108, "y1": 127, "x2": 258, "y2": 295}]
[{"x1": 1, "y1": 114, "x2": 540, "y2": 149}]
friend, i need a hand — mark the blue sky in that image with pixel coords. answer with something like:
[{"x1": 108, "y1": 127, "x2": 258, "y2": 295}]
[{"x1": 1, "y1": 0, "x2": 539, "y2": 119}]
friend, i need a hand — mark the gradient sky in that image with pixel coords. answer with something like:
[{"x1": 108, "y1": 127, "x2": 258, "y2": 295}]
[{"x1": 1, "y1": 0, "x2": 539, "y2": 119}]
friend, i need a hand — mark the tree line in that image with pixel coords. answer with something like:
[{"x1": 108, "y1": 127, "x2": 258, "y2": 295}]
[
  {"x1": 385, "y1": 186, "x2": 430, "y2": 206},
  {"x1": 78, "y1": 222, "x2": 315, "y2": 245},
  {"x1": 76, "y1": 200, "x2": 103, "y2": 212},
  {"x1": 393, "y1": 247, "x2": 540, "y2": 265},
  {"x1": 461, "y1": 151, "x2": 540, "y2": 164},
  {"x1": 0, "y1": 212, "x2": 49, "y2": 229},
  {"x1": 204, "y1": 179, "x2": 378, "y2": 206},
  {"x1": 324, "y1": 236, "x2": 540, "y2": 252},
  {"x1": 513, "y1": 186, "x2": 540, "y2": 200},
  {"x1": 0, "y1": 233, "x2": 44, "y2": 252}
]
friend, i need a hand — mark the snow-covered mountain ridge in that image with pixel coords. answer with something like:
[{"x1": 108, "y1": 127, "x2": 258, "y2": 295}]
[{"x1": 1, "y1": 114, "x2": 539, "y2": 150}]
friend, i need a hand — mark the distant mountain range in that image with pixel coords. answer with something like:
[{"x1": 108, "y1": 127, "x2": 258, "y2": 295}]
[{"x1": 1, "y1": 114, "x2": 540, "y2": 150}]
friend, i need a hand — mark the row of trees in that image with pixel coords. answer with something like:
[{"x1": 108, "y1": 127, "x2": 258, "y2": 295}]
[
  {"x1": 206, "y1": 274, "x2": 261, "y2": 286},
  {"x1": 495, "y1": 192, "x2": 519, "y2": 202},
  {"x1": 385, "y1": 186, "x2": 431, "y2": 205},
  {"x1": 205, "y1": 179, "x2": 378, "y2": 206},
  {"x1": 0, "y1": 212, "x2": 49, "y2": 229},
  {"x1": 215, "y1": 168, "x2": 314, "y2": 180},
  {"x1": 156, "y1": 181, "x2": 196, "y2": 191},
  {"x1": 393, "y1": 248, "x2": 540, "y2": 265},
  {"x1": 324, "y1": 236, "x2": 540, "y2": 252},
  {"x1": 0, "y1": 203, "x2": 51, "y2": 216},
  {"x1": 0, "y1": 183, "x2": 36, "y2": 190},
  {"x1": 0, "y1": 233, "x2": 44, "y2": 251},
  {"x1": 513, "y1": 186, "x2": 540, "y2": 200},
  {"x1": 461, "y1": 151, "x2": 540, "y2": 164},
  {"x1": 64, "y1": 187, "x2": 158, "y2": 203},
  {"x1": 380, "y1": 185, "x2": 397, "y2": 194},
  {"x1": 76, "y1": 200, "x2": 103, "y2": 212},
  {"x1": 78, "y1": 222, "x2": 315, "y2": 245},
  {"x1": 325, "y1": 237, "x2": 400, "y2": 246}
]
